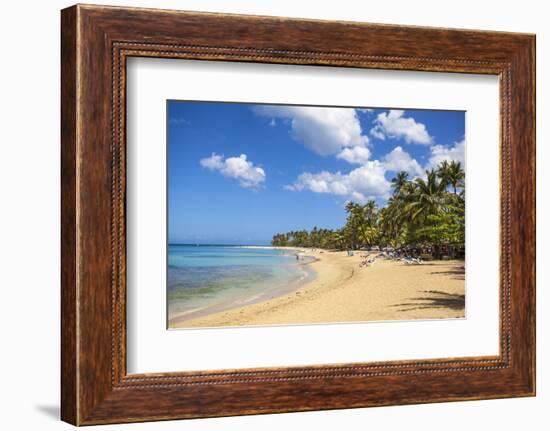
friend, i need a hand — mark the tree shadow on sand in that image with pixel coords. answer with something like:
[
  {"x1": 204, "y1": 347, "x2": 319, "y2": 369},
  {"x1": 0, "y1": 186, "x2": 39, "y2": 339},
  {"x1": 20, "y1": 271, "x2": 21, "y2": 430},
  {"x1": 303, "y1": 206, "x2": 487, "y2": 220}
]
[
  {"x1": 430, "y1": 264, "x2": 465, "y2": 280},
  {"x1": 392, "y1": 290, "x2": 465, "y2": 313}
]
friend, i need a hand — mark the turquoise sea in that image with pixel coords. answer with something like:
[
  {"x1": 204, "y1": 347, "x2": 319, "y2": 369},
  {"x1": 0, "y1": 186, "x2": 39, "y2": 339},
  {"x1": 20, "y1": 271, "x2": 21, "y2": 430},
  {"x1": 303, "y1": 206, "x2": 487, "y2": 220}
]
[{"x1": 167, "y1": 245, "x2": 316, "y2": 326}]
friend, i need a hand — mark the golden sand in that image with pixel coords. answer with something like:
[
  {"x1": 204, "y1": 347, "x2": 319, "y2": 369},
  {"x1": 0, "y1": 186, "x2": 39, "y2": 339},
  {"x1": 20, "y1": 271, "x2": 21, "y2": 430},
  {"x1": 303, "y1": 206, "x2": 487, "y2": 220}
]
[{"x1": 170, "y1": 249, "x2": 465, "y2": 329}]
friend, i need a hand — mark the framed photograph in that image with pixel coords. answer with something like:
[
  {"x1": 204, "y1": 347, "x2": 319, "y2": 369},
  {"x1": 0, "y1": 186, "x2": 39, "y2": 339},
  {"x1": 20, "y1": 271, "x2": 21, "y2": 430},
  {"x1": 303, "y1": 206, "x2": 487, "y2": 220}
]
[
  {"x1": 61, "y1": 4, "x2": 535, "y2": 425},
  {"x1": 164, "y1": 100, "x2": 467, "y2": 330}
]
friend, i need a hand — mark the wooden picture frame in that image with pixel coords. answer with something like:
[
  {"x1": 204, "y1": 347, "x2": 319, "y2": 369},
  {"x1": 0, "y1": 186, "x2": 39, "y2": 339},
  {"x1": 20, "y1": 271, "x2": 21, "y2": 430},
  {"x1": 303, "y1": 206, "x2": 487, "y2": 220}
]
[{"x1": 61, "y1": 4, "x2": 535, "y2": 425}]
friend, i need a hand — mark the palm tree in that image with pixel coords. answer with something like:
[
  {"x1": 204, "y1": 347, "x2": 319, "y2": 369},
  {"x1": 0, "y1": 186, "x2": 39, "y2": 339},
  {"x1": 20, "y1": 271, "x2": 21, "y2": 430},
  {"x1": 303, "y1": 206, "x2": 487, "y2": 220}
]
[
  {"x1": 358, "y1": 224, "x2": 379, "y2": 247},
  {"x1": 447, "y1": 161, "x2": 465, "y2": 194},
  {"x1": 406, "y1": 170, "x2": 445, "y2": 222},
  {"x1": 391, "y1": 171, "x2": 409, "y2": 196},
  {"x1": 363, "y1": 200, "x2": 378, "y2": 225},
  {"x1": 331, "y1": 230, "x2": 346, "y2": 250},
  {"x1": 436, "y1": 160, "x2": 465, "y2": 194},
  {"x1": 379, "y1": 196, "x2": 407, "y2": 247},
  {"x1": 436, "y1": 160, "x2": 451, "y2": 189}
]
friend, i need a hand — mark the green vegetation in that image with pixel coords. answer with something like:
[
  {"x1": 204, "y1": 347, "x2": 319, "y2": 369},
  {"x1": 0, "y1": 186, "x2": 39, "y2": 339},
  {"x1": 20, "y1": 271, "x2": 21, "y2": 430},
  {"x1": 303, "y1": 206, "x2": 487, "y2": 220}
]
[{"x1": 271, "y1": 161, "x2": 465, "y2": 259}]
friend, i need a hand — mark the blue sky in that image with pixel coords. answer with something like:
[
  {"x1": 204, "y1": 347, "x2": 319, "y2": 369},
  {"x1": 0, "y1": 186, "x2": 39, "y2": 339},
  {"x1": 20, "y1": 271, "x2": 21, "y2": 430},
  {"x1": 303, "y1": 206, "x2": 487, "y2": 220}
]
[{"x1": 168, "y1": 101, "x2": 465, "y2": 245}]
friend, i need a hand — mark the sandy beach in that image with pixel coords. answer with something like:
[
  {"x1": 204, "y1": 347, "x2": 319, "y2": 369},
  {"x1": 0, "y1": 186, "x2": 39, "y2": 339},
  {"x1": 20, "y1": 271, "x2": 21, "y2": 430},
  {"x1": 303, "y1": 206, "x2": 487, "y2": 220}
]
[{"x1": 169, "y1": 249, "x2": 465, "y2": 328}]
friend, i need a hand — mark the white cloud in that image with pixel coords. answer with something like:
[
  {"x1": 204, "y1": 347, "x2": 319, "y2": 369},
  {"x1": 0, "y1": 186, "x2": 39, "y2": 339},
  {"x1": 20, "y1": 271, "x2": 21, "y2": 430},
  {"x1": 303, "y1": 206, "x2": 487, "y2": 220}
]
[
  {"x1": 200, "y1": 153, "x2": 265, "y2": 189},
  {"x1": 199, "y1": 153, "x2": 224, "y2": 170},
  {"x1": 370, "y1": 110, "x2": 432, "y2": 145},
  {"x1": 285, "y1": 161, "x2": 390, "y2": 203},
  {"x1": 382, "y1": 146, "x2": 424, "y2": 177},
  {"x1": 336, "y1": 146, "x2": 371, "y2": 165},
  {"x1": 357, "y1": 108, "x2": 374, "y2": 113},
  {"x1": 253, "y1": 105, "x2": 369, "y2": 156},
  {"x1": 427, "y1": 139, "x2": 465, "y2": 169}
]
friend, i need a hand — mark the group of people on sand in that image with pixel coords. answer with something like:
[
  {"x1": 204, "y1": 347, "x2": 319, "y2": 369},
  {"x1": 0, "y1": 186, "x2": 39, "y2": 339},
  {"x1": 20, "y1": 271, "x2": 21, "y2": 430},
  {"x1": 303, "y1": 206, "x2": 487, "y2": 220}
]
[{"x1": 359, "y1": 254, "x2": 377, "y2": 268}]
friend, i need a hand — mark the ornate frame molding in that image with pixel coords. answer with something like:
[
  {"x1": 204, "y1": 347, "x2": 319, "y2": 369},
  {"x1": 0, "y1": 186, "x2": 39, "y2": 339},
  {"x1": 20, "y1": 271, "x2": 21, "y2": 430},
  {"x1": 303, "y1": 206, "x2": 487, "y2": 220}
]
[{"x1": 61, "y1": 5, "x2": 535, "y2": 425}]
